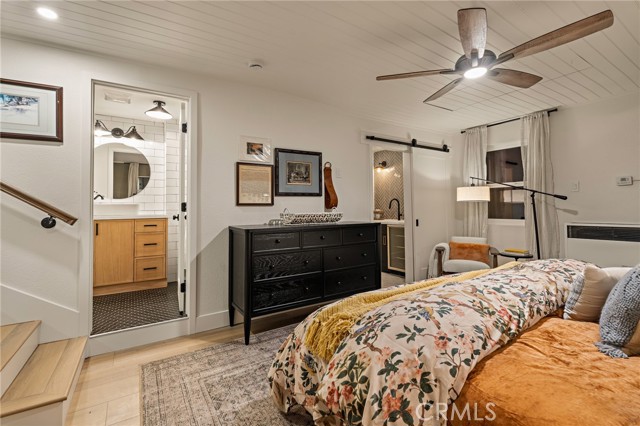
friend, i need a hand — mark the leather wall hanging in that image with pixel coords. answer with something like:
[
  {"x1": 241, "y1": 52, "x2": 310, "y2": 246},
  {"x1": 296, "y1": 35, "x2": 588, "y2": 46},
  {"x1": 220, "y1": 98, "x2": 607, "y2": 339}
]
[{"x1": 323, "y1": 162, "x2": 338, "y2": 210}]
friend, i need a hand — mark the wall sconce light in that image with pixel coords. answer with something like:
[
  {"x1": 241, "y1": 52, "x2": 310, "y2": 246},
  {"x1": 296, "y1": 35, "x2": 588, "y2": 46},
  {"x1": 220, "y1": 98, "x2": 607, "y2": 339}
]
[
  {"x1": 145, "y1": 100, "x2": 173, "y2": 120},
  {"x1": 94, "y1": 120, "x2": 145, "y2": 141},
  {"x1": 374, "y1": 161, "x2": 387, "y2": 173}
]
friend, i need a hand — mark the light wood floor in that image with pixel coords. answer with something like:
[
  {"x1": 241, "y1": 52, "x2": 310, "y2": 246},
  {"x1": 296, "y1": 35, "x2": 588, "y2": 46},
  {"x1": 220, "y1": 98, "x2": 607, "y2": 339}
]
[{"x1": 65, "y1": 312, "x2": 308, "y2": 426}]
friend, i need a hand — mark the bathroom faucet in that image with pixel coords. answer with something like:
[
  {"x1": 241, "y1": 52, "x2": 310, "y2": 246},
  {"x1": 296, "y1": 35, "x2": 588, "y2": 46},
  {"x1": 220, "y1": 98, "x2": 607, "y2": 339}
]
[{"x1": 388, "y1": 198, "x2": 402, "y2": 220}]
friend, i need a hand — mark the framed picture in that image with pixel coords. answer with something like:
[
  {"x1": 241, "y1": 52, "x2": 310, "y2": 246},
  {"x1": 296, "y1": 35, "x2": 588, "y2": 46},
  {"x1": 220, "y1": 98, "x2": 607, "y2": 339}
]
[
  {"x1": 236, "y1": 162, "x2": 274, "y2": 206},
  {"x1": 275, "y1": 148, "x2": 322, "y2": 196},
  {"x1": 238, "y1": 135, "x2": 272, "y2": 163},
  {"x1": 0, "y1": 79, "x2": 63, "y2": 143}
]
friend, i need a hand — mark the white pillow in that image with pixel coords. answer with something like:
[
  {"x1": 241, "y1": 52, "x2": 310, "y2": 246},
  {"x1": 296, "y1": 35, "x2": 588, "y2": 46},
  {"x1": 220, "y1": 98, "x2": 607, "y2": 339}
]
[{"x1": 563, "y1": 265, "x2": 631, "y2": 322}]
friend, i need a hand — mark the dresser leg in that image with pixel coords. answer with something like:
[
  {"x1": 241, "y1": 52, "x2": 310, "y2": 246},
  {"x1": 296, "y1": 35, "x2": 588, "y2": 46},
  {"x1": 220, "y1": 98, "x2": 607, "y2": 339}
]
[
  {"x1": 244, "y1": 315, "x2": 251, "y2": 345},
  {"x1": 229, "y1": 306, "x2": 235, "y2": 326}
]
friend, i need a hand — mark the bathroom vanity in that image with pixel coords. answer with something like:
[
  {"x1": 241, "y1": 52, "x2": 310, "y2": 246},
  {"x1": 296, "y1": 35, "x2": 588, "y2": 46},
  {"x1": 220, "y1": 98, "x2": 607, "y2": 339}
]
[{"x1": 93, "y1": 216, "x2": 168, "y2": 295}]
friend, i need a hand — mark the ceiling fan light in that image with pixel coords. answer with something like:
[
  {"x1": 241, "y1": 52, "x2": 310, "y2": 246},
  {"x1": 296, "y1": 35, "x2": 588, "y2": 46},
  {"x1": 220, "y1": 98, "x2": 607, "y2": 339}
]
[
  {"x1": 145, "y1": 100, "x2": 173, "y2": 120},
  {"x1": 464, "y1": 66, "x2": 488, "y2": 79}
]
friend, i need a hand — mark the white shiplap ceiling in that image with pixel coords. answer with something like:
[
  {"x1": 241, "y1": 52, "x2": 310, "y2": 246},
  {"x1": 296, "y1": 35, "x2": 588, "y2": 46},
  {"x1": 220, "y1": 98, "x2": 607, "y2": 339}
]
[{"x1": 1, "y1": 1, "x2": 639, "y2": 134}]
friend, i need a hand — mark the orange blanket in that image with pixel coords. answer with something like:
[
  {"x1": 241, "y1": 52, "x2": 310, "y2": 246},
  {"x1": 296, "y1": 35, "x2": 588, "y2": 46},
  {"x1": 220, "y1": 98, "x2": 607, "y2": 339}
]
[{"x1": 449, "y1": 317, "x2": 640, "y2": 426}]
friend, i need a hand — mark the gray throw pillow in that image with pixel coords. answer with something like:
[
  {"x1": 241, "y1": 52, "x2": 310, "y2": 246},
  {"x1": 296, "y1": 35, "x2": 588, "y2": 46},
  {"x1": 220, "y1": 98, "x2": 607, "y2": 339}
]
[{"x1": 596, "y1": 265, "x2": 640, "y2": 358}]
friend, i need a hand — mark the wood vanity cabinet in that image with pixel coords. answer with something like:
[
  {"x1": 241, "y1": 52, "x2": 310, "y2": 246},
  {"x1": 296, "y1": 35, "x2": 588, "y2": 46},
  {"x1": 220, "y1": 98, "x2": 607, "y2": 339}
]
[
  {"x1": 94, "y1": 218, "x2": 167, "y2": 294},
  {"x1": 229, "y1": 222, "x2": 381, "y2": 344}
]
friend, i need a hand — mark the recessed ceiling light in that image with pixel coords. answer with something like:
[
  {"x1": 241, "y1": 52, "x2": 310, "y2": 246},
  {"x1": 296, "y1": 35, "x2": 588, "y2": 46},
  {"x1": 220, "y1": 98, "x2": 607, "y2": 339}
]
[{"x1": 36, "y1": 7, "x2": 58, "y2": 20}]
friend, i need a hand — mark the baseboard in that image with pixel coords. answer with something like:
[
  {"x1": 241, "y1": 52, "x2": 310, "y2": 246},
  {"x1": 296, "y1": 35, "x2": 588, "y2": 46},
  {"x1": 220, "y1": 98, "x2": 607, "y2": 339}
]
[
  {"x1": 0, "y1": 284, "x2": 80, "y2": 343},
  {"x1": 194, "y1": 310, "x2": 230, "y2": 333},
  {"x1": 88, "y1": 317, "x2": 189, "y2": 356}
]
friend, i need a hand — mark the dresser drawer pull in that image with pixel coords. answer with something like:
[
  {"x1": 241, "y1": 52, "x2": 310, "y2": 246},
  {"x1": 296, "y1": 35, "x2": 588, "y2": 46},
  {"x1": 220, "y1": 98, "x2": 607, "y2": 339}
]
[
  {"x1": 304, "y1": 286, "x2": 310, "y2": 292},
  {"x1": 270, "y1": 292, "x2": 275, "y2": 299},
  {"x1": 361, "y1": 252, "x2": 368, "y2": 257},
  {"x1": 144, "y1": 267, "x2": 158, "y2": 271},
  {"x1": 361, "y1": 276, "x2": 368, "y2": 281},
  {"x1": 358, "y1": 232, "x2": 364, "y2": 237},
  {"x1": 320, "y1": 235, "x2": 326, "y2": 240},
  {"x1": 303, "y1": 260, "x2": 310, "y2": 265},
  {"x1": 144, "y1": 224, "x2": 158, "y2": 227},
  {"x1": 269, "y1": 265, "x2": 275, "y2": 270},
  {"x1": 337, "y1": 281, "x2": 342, "y2": 286},
  {"x1": 144, "y1": 243, "x2": 158, "y2": 246},
  {"x1": 275, "y1": 239, "x2": 281, "y2": 244},
  {"x1": 336, "y1": 256, "x2": 342, "y2": 261}
]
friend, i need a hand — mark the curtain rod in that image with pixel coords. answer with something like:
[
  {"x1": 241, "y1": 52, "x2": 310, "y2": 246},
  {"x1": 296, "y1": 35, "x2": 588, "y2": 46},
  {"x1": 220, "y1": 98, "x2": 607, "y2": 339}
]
[
  {"x1": 364, "y1": 135, "x2": 449, "y2": 153},
  {"x1": 460, "y1": 107, "x2": 558, "y2": 134}
]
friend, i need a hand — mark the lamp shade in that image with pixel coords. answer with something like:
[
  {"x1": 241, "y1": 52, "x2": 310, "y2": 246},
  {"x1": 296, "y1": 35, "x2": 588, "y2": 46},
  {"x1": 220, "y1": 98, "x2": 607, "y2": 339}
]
[
  {"x1": 457, "y1": 186, "x2": 490, "y2": 202},
  {"x1": 123, "y1": 126, "x2": 144, "y2": 141},
  {"x1": 145, "y1": 100, "x2": 173, "y2": 120},
  {"x1": 94, "y1": 120, "x2": 111, "y2": 137}
]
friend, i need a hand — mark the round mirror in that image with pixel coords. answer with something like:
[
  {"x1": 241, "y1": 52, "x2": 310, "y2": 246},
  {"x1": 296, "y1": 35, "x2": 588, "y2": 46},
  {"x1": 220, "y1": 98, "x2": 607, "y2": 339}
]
[{"x1": 94, "y1": 143, "x2": 151, "y2": 200}]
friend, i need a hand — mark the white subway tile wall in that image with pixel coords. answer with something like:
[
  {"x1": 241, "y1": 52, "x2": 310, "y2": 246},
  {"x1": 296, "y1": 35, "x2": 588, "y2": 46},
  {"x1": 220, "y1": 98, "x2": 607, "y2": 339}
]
[{"x1": 94, "y1": 114, "x2": 181, "y2": 282}]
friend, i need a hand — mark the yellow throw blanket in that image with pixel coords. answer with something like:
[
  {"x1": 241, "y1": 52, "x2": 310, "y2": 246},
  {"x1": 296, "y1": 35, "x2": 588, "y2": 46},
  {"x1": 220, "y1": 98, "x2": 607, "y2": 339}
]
[{"x1": 305, "y1": 262, "x2": 517, "y2": 361}]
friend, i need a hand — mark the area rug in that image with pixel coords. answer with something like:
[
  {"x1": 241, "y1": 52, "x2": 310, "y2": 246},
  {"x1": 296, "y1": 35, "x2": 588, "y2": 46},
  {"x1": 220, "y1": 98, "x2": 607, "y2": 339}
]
[{"x1": 141, "y1": 324, "x2": 314, "y2": 426}]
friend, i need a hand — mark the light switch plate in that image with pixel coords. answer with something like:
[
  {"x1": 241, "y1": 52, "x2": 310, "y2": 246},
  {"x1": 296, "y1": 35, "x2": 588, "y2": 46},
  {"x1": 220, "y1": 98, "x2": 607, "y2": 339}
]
[{"x1": 570, "y1": 180, "x2": 580, "y2": 192}]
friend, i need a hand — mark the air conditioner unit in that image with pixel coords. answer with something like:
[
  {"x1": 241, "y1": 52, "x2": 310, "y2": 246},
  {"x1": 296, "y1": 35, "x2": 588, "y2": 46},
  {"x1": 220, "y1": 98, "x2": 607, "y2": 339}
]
[{"x1": 565, "y1": 223, "x2": 640, "y2": 267}]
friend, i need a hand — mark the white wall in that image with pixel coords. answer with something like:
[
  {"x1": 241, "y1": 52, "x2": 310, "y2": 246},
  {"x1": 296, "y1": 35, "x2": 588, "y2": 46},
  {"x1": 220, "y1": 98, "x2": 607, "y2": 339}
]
[
  {"x1": 451, "y1": 93, "x2": 640, "y2": 258},
  {"x1": 0, "y1": 38, "x2": 451, "y2": 340}
]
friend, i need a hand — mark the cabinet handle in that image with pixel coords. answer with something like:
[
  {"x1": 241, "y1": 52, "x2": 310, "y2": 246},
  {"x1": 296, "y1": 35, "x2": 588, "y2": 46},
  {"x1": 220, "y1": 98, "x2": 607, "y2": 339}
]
[
  {"x1": 275, "y1": 239, "x2": 281, "y2": 244},
  {"x1": 304, "y1": 286, "x2": 310, "y2": 292},
  {"x1": 358, "y1": 232, "x2": 364, "y2": 237},
  {"x1": 337, "y1": 281, "x2": 342, "y2": 286},
  {"x1": 336, "y1": 256, "x2": 342, "y2": 261},
  {"x1": 95, "y1": 223, "x2": 99, "y2": 236},
  {"x1": 320, "y1": 235, "x2": 326, "y2": 240},
  {"x1": 144, "y1": 267, "x2": 158, "y2": 271},
  {"x1": 382, "y1": 236, "x2": 387, "y2": 245},
  {"x1": 361, "y1": 276, "x2": 368, "y2": 281},
  {"x1": 270, "y1": 292, "x2": 275, "y2": 299},
  {"x1": 144, "y1": 224, "x2": 158, "y2": 227},
  {"x1": 303, "y1": 260, "x2": 310, "y2": 265},
  {"x1": 269, "y1": 265, "x2": 275, "y2": 270},
  {"x1": 361, "y1": 252, "x2": 368, "y2": 257},
  {"x1": 144, "y1": 243, "x2": 158, "y2": 246}
]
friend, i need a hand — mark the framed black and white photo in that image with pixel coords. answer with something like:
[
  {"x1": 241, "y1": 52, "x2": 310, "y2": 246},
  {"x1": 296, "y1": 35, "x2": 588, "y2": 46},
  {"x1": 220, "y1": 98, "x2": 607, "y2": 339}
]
[
  {"x1": 236, "y1": 162, "x2": 274, "y2": 206},
  {"x1": 238, "y1": 135, "x2": 272, "y2": 163},
  {"x1": 0, "y1": 79, "x2": 63, "y2": 143},
  {"x1": 275, "y1": 148, "x2": 322, "y2": 196}
]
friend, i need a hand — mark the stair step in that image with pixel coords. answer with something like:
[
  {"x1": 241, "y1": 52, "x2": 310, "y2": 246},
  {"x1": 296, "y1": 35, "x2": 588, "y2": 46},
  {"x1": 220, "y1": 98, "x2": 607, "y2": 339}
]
[
  {"x1": 1, "y1": 321, "x2": 41, "y2": 396},
  {"x1": 0, "y1": 336, "x2": 87, "y2": 418}
]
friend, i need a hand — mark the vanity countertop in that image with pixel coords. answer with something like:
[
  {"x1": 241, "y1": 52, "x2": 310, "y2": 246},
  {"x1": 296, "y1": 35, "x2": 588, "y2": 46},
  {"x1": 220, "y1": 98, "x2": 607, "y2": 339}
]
[{"x1": 94, "y1": 214, "x2": 168, "y2": 220}]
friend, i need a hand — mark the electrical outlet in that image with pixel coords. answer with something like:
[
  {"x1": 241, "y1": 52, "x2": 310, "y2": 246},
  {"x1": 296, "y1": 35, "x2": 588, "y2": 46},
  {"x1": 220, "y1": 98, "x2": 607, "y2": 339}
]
[
  {"x1": 570, "y1": 180, "x2": 580, "y2": 192},
  {"x1": 616, "y1": 176, "x2": 634, "y2": 186}
]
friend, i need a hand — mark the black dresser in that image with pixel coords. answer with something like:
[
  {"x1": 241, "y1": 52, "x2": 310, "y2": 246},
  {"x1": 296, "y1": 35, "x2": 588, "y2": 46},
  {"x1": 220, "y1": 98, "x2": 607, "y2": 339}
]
[{"x1": 229, "y1": 222, "x2": 381, "y2": 344}]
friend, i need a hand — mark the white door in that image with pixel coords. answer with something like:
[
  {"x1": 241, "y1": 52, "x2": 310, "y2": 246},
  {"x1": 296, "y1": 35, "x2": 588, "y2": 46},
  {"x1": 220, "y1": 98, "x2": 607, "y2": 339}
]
[
  {"x1": 410, "y1": 148, "x2": 452, "y2": 280},
  {"x1": 177, "y1": 102, "x2": 188, "y2": 314}
]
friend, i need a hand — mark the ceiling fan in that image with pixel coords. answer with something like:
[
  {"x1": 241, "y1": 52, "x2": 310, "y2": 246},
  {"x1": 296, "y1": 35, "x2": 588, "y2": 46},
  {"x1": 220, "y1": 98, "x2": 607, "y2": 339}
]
[{"x1": 376, "y1": 8, "x2": 614, "y2": 103}]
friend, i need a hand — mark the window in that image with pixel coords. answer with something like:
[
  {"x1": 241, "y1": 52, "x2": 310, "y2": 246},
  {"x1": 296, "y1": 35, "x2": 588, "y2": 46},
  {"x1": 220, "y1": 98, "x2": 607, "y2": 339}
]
[{"x1": 486, "y1": 147, "x2": 525, "y2": 220}]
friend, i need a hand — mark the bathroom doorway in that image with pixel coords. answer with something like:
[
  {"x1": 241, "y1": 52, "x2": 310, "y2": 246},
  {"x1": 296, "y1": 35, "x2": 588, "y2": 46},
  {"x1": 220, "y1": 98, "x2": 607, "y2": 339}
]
[
  {"x1": 370, "y1": 145, "x2": 410, "y2": 288},
  {"x1": 90, "y1": 81, "x2": 191, "y2": 337}
]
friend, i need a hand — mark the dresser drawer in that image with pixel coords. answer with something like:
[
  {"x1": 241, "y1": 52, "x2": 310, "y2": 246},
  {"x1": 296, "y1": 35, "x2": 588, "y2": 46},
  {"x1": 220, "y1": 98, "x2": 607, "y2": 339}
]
[
  {"x1": 134, "y1": 256, "x2": 166, "y2": 281},
  {"x1": 135, "y1": 232, "x2": 165, "y2": 257},
  {"x1": 302, "y1": 229, "x2": 341, "y2": 248},
  {"x1": 135, "y1": 219, "x2": 166, "y2": 233},
  {"x1": 253, "y1": 250, "x2": 321, "y2": 281},
  {"x1": 253, "y1": 232, "x2": 300, "y2": 252},
  {"x1": 324, "y1": 243, "x2": 376, "y2": 271},
  {"x1": 252, "y1": 275, "x2": 322, "y2": 313},
  {"x1": 325, "y1": 266, "x2": 377, "y2": 297},
  {"x1": 343, "y1": 225, "x2": 377, "y2": 244}
]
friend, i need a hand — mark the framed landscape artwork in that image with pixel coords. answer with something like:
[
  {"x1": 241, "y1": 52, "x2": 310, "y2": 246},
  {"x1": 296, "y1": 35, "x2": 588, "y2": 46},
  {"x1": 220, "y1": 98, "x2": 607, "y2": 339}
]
[
  {"x1": 0, "y1": 79, "x2": 63, "y2": 143},
  {"x1": 238, "y1": 135, "x2": 272, "y2": 163},
  {"x1": 274, "y1": 148, "x2": 322, "y2": 196},
  {"x1": 236, "y1": 162, "x2": 274, "y2": 206}
]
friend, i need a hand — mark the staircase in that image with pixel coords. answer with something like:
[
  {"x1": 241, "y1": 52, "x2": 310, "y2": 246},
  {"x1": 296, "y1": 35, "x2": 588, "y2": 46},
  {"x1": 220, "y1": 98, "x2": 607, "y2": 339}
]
[{"x1": 0, "y1": 321, "x2": 86, "y2": 426}]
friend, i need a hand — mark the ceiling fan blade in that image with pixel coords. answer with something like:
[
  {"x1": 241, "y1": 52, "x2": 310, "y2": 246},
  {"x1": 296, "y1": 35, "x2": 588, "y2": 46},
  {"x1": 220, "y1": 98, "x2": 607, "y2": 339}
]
[
  {"x1": 423, "y1": 78, "x2": 463, "y2": 103},
  {"x1": 458, "y1": 8, "x2": 487, "y2": 64},
  {"x1": 376, "y1": 69, "x2": 454, "y2": 81},
  {"x1": 486, "y1": 68, "x2": 543, "y2": 88},
  {"x1": 497, "y1": 10, "x2": 613, "y2": 63}
]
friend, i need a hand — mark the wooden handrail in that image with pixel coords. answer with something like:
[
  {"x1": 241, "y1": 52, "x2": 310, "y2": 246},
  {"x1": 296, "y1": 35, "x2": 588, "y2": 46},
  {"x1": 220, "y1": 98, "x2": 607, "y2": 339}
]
[{"x1": 0, "y1": 181, "x2": 77, "y2": 226}]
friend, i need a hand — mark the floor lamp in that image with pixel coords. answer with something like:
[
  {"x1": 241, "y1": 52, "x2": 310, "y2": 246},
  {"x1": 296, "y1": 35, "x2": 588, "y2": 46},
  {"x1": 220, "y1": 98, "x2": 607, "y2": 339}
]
[{"x1": 460, "y1": 177, "x2": 567, "y2": 259}]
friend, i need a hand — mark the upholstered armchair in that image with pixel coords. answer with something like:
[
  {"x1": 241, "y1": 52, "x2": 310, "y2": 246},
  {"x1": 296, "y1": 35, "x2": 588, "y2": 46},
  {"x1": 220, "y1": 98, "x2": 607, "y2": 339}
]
[{"x1": 434, "y1": 236, "x2": 499, "y2": 277}]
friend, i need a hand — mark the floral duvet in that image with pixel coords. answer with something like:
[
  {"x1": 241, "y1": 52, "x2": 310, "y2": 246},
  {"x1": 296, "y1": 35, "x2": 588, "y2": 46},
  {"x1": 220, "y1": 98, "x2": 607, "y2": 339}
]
[{"x1": 268, "y1": 259, "x2": 587, "y2": 426}]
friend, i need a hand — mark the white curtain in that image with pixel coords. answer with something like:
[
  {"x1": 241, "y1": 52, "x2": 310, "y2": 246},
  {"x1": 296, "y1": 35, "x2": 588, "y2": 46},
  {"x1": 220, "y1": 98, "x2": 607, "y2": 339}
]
[
  {"x1": 462, "y1": 125, "x2": 488, "y2": 238},
  {"x1": 127, "y1": 162, "x2": 139, "y2": 197},
  {"x1": 521, "y1": 111, "x2": 560, "y2": 259}
]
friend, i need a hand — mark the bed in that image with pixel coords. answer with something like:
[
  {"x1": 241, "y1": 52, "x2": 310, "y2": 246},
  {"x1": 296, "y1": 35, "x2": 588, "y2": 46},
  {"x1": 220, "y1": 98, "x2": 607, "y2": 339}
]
[{"x1": 268, "y1": 258, "x2": 618, "y2": 425}]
